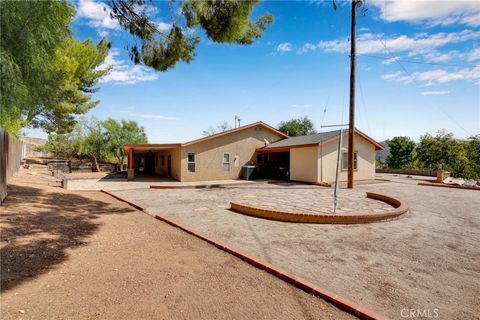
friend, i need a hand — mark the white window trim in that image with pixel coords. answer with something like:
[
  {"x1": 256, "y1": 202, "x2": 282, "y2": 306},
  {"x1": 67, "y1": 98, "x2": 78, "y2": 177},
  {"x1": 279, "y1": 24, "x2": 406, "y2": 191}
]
[
  {"x1": 187, "y1": 152, "x2": 196, "y2": 173},
  {"x1": 341, "y1": 151, "x2": 358, "y2": 171},
  {"x1": 223, "y1": 152, "x2": 230, "y2": 172}
]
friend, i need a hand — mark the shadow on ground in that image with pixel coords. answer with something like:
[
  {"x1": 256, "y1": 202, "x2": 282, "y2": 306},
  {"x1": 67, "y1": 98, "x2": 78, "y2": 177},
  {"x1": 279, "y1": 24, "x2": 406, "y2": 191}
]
[{"x1": 0, "y1": 184, "x2": 133, "y2": 292}]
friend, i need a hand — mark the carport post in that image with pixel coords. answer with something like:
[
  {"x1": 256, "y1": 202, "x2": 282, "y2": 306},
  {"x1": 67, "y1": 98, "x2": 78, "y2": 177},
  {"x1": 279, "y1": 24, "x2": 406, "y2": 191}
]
[{"x1": 127, "y1": 148, "x2": 134, "y2": 180}]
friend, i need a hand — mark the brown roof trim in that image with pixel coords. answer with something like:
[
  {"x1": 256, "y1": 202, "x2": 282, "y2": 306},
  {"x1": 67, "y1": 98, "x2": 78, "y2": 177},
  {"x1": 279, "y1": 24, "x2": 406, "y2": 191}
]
[
  {"x1": 258, "y1": 130, "x2": 384, "y2": 151},
  {"x1": 257, "y1": 143, "x2": 319, "y2": 153},
  {"x1": 124, "y1": 143, "x2": 182, "y2": 153},
  {"x1": 182, "y1": 121, "x2": 288, "y2": 147}
]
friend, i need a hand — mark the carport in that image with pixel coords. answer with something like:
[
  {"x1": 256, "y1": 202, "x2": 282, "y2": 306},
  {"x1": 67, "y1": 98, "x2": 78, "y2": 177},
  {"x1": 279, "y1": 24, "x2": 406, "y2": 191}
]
[
  {"x1": 124, "y1": 144, "x2": 181, "y2": 180},
  {"x1": 256, "y1": 148, "x2": 290, "y2": 179}
]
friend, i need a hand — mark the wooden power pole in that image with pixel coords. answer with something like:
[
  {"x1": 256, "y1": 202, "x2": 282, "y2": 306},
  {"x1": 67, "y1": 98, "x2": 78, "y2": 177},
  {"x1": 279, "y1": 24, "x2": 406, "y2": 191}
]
[{"x1": 348, "y1": 0, "x2": 361, "y2": 189}]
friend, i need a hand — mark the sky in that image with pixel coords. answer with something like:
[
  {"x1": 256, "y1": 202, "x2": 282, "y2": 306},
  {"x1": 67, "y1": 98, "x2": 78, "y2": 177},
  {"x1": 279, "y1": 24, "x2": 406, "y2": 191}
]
[{"x1": 25, "y1": 0, "x2": 480, "y2": 143}]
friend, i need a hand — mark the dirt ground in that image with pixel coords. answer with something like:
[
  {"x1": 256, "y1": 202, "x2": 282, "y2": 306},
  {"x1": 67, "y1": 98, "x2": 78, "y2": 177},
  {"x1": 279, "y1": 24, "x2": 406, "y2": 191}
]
[
  {"x1": 0, "y1": 165, "x2": 353, "y2": 320},
  {"x1": 112, "y1": 176, "x2": 480, "y2": 320}
]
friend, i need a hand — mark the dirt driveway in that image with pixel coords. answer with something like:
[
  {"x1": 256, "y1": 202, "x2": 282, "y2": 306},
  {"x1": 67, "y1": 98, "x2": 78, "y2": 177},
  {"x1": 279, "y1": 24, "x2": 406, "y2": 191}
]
[
  {"x1": 0, "y1": 165, "x2": 352, "y2": 320},
  {"x1": 112, "y1": 177, "x2": 480, "y2": 320}
]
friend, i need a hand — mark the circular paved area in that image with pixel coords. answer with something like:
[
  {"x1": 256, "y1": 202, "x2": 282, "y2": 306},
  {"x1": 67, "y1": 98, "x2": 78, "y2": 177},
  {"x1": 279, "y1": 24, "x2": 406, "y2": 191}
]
[{"x1": 231, "y1": 185, "x2": 394, "y2": 214}]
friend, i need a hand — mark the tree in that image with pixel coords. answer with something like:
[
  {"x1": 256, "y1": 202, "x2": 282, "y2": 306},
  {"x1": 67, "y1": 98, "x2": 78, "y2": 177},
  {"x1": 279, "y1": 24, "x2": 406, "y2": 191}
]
[
  {"x1": 108, "y1": 0, "x2": 273, "y2": 71},
  {"x1": 416, "y1": 130, "x2": 477, "y2": 179},
  {"x1": 278, "y1": 116, "x2": 317, "y2": 137},
  {"x1": 202, "y1": 121, "x2": 232, "y2": 136},
  {"x1": 103, "y1": 118, "x2": 148, "y2": 170},
  {"x1": 385, "y1": 136, "x2": 416, "y2": 169},
  {"x1": 0, "y1": 1, "x2": 109, "y2": 135}
]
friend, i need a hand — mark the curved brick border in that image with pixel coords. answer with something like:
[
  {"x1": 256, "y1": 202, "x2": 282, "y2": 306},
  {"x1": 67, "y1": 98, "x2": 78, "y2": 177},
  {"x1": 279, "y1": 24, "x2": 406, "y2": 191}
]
[
  {"x1": 100, "y1": 189, "x2": 385, "y2": 320},
  {"x1": 230, "y1": 192, "x2": 409, "y2": 224},
  {"x1": 418, "y1": 182, "x2": 480, "y2": 191}
]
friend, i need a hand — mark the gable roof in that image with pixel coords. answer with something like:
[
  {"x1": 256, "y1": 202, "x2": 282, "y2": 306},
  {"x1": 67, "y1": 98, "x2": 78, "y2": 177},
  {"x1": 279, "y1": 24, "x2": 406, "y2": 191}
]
[
  {"x1": 182, "y1": 121, "x2": 288, "y2": 147},
  {"x1": 124, "y1": 121, "x2": 288, "y2": 152},
  {"x1": 259, "y1": 129, "x2": 384, "y2": 151}
]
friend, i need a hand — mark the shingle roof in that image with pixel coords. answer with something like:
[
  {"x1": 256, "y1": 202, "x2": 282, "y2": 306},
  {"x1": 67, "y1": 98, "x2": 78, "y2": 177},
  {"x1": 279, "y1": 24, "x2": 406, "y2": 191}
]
[
  {"x1": 260, "y1": 129, "x2": 384, "y2": 151},
  {"x1": 262, "y1": 130, "x2": 342, "y2": 149}
]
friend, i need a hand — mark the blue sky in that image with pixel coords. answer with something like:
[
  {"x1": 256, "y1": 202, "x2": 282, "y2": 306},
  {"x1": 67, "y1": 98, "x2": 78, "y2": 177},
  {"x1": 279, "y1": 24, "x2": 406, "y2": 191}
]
[{"x1": 26, "y1": 0, "x2": 480, "y2": 142}]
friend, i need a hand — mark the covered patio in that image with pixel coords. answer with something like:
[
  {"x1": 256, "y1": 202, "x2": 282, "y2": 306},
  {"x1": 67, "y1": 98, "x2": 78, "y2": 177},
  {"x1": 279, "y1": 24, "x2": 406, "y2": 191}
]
[{"x1": 125, "y1": 144, "x2": 181, "y2": 180}]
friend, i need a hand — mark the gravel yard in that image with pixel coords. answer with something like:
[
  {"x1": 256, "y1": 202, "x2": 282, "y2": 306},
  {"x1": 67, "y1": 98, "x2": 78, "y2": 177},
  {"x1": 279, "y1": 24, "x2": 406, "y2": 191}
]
[
  {"x1": 0, "y1": 165, "x2": 353, "y2": 320},
  {"x1": 112, "y1": 177, "x2": 480, "y2": 320}
]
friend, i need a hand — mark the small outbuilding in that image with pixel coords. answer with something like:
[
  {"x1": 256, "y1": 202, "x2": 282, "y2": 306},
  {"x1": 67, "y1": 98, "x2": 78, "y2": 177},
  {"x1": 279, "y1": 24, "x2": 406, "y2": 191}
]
[{"x1": 257, "y1": 129, "x2": 384, "y2": 184}]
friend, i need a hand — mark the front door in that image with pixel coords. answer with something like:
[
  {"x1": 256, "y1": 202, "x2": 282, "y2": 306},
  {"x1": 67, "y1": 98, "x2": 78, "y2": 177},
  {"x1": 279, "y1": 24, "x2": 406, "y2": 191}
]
[{"x1": 167, "y1": 155, "x2": 172, "y2": 177}]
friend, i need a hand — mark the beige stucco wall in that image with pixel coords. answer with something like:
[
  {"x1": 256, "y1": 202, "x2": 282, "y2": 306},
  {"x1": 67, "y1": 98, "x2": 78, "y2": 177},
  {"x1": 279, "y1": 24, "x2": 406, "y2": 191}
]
[
  {"x1": 179, "y1": 126, "x2": 284, "y2": 182},
  {"x1": 154, "y1": 148, "x2": 182, "y2": 181},
  {"x1": 290, "y1": 146, "x2": 319, "y2": 183},
  {"x1": 318, "y1": 133, "x2": 376, "y2": 183}
]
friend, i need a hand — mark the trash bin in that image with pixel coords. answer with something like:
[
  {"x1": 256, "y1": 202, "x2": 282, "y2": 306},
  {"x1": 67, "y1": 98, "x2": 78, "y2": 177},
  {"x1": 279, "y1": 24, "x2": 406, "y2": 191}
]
[{"x1": 241, "y1": 165, "x2": 257, "y2": 180}]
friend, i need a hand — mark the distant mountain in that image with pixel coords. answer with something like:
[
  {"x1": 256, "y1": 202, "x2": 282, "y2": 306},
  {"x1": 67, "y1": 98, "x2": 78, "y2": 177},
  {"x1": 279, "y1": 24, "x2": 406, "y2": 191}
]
[
  {"x1": 376, "y1": 140, "x2": 390, "y2": 164},
  {"x1": 20, "y1": 137, "x2": 47, "y2": 146}
]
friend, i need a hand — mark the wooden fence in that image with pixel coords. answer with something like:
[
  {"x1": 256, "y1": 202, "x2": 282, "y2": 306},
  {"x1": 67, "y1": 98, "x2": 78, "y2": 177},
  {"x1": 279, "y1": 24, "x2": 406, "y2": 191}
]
[{"x1": 0, "y1": 129, "x2": 24, "y2": 204}]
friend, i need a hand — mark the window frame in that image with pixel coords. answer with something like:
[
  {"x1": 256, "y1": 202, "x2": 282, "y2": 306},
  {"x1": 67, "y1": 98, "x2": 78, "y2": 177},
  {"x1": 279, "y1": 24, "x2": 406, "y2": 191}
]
[
  {"x1": 187, "y1": 152, "x2": 196, "y2": 173},
  {"x1": 223, "y1": 152, "x2": 230, "y2": 172},
  {"x1": 341, "y1": 151, "x2": 358, "y2": 171}
]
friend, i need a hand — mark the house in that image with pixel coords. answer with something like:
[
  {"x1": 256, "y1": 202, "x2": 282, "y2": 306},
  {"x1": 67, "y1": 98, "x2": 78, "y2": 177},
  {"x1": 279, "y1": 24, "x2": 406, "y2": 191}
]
[
  {"x1": 124, "y1": 121, "x2": 383, "y2": 183},
  {"x1": 124, "y1": 122, "x2": 287, "y2": 181}
]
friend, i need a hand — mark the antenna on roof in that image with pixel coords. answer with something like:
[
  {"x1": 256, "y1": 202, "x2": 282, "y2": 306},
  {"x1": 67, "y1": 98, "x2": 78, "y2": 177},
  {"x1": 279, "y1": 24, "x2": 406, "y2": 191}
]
[
  {"x1": 234, "y1": 115, "x2": 238, "y2": 128},
  {"x1": 237, "y1": 118, "x2": 242, "y2": 128}
]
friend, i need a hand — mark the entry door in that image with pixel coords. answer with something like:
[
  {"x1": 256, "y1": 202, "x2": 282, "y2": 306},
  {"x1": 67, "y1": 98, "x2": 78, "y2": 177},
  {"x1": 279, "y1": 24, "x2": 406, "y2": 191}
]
[{"x1": 167, "y1": 155, "x2": 172, "y2": 177}]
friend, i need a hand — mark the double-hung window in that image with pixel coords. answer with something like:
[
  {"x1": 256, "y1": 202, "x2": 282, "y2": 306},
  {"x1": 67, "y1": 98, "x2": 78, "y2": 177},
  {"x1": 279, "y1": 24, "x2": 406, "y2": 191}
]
[
  {"x1": 223, "y1": 153, "x2": 230, "y2": 172},
  {"x1": 342, "y1": 151, "x2": 357, "y2": 171},
  {"x1": 187, "y1": 152, "x2": 195, "y2": 172}
]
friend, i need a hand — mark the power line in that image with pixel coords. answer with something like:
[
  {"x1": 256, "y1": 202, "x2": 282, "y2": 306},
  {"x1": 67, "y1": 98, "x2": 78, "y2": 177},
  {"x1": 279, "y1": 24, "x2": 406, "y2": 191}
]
[
  {"x1": 359, "y1": 54, "x2": 478, "y2": 68},
  {"x1": 359, "y1": 7, "x2": 474, "y2": 137}
]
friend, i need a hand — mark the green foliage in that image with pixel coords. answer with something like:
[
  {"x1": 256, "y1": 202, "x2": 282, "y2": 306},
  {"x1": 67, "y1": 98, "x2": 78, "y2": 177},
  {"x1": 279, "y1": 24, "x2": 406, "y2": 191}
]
[
  {"x1": 416, "y1": 130, "x2": 479, "y2": 179},
  {"x1": 385, "y1": 136, "x2": 417, "y2": 169},
  {"x1": 103, "y1": 118, "x2": 148, "y2": 167},
  {"x1": 278, "y1": 116, "x2": 317, "y2": 137},
  {"x1": 44, "y1": 117, "x2": 147, "y2": 170},
  {"x1": 109, "y1": 0, "x2": 272, "y2": 71},
  {"x1": 0, "y1": 1, "x2": 109, "y2": 135}
]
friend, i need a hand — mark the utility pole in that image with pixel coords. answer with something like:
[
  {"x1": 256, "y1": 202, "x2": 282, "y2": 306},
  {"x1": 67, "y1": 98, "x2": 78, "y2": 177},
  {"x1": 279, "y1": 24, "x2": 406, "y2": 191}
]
[{"x1": 348, "y1": 0, "x2": 361, "y2": 189}]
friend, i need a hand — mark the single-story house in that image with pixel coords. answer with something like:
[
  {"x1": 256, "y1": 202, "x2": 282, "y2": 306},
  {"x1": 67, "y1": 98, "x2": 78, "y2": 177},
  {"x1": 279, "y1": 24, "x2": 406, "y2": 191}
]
[{"x1": 124, "y1": 121, "x2": 383, "y2": 183}]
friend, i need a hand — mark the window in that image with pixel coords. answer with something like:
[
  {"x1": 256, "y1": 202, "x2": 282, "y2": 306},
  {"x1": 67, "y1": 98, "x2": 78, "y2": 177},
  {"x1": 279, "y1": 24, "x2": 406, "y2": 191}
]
[
  {"x1": 187, "y1": 152, "x2": 195, "y2": 172},
  {"x1": 342, "y1": 151, "x2": 358, "y2": 171},
  {"x1": 223, "y1": 153, "x2": 230, "y2": 171},
  {"x1": 161, "y1": 155, "x2": 164, "y2": 166}
]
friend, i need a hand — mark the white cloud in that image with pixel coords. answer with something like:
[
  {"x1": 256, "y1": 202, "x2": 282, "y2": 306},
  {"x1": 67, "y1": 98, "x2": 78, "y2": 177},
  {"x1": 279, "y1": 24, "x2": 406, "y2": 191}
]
[
  {"x1": 382, "y1": 56, "x2": 400, "y2": 65},
  {"x1": 139, "y1": 114, "x2": 179, "y2": 120},
  {"x1": 291, "y1": 104, "x2": 313, "y2": 108},
  {"x1": 382, "y1": 66, "x2": 480, "y2": 85},
  {"x1": 424, "y1": 51, "x2": 458, "y2": 62},
  {"x1": 369, "y1": 0, "x2": 480, "y2": 27},
  {"x1": 420, "y1": 90, "x2": 451, "y2": 96},
  {"x1": 317, "y1": 30, "x2": 480, "y2": 57},
  {"x1": 381, "y1": 72, "x2": 403, "y2": 80},
  {"x1": 98, "y1": 49, "x2": 158, "y2": 84},
  {"x1": 98, "y1": 30, "x2": 109, "y2": 38},
  {"x1": 298, "y1": 43, "x2": 317, "y2": 54},
  {"x1": 157, "y1": 22, "x2": 172, "y2": 32},
  {"x1": 276, "y1": 42, "x2": 292, "y2": 52},
  {"x1": 467, "y1": 48, "x2": 480, "y2": 61},
  {"x1": 76, "y1": 0, "x2": 119, "y2": 30}
]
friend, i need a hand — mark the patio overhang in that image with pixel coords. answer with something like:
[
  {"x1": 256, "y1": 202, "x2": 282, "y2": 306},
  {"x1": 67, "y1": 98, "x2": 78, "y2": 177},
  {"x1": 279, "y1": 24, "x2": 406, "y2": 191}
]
[{"x1": 124, "y1": 143, "x2": 182, "y2": 154}]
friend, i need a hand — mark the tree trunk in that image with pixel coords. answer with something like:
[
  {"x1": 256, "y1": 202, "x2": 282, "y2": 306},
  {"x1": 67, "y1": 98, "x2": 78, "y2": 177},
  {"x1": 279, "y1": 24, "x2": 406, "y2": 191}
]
[{"x1": 92, "y1": 155, "x2": 100, "y2": 172}]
